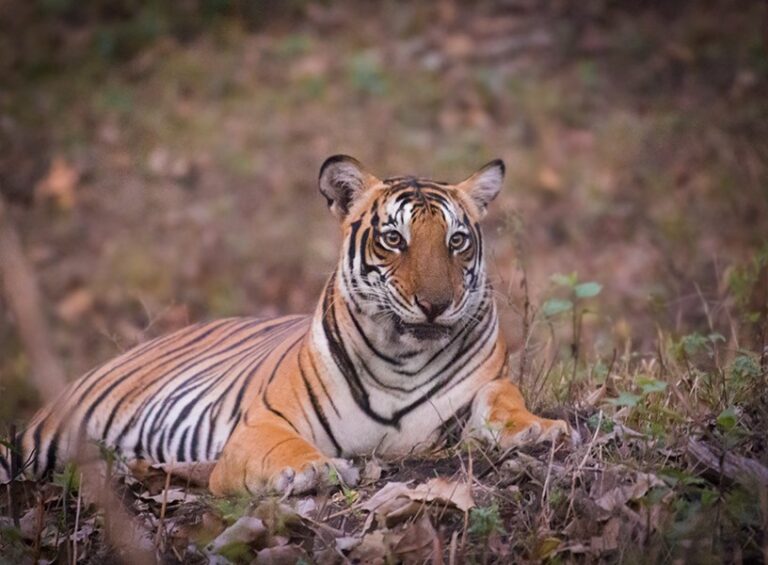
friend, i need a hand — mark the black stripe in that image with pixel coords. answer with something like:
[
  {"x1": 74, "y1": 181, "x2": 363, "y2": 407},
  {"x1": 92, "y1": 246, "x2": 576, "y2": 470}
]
[
  {"x1": 299, "y1": 357, "x2": 342, "y2": 456},
  {"x1": 308, "y1": 351, "x2": 340, "y2": 418}
]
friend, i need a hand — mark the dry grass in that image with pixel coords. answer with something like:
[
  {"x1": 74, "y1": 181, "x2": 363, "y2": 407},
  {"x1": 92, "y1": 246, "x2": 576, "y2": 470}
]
[{"x1": 1, "y1": 1, "x2": 767, "y2": 562}]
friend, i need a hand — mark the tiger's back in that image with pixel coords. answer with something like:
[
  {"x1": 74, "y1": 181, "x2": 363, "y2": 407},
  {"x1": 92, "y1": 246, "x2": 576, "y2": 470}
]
[{"x1": 2, "y1": 315, "x2": 309, "y2": 480}]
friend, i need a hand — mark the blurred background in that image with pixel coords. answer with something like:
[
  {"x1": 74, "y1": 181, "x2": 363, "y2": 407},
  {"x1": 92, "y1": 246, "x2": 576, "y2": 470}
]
[{"x1": 1, "y1": 0, "x2": 767, "y2": 419}]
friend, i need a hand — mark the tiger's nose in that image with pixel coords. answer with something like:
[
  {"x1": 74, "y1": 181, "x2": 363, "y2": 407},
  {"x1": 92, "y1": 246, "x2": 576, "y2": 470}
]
[{"x1": 415, "y1": 296, "x2": 451, "y2": 321}]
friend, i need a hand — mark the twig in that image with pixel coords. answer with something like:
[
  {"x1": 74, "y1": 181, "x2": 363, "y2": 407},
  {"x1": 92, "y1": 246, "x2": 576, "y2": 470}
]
[
  {"x1": 459, "y1": 443, "x2": 473, "y2": 558},
  {"x1": 448, "y1": 529, "x2": 459, "y2": 565},
  {"x1": 7, "y1": 423, "x2": 20, "y2": 527},
  {"x1": 565, "y1": 410, "x2": 603, "y2": 523},
  {"x1": 0, "y1": 192, "x2": 66, "y2": 401},
  {"x1": 73, "y1": 472, "x2": 83, "y2": 565},
  {"x1": 155, "y1": 466, "x2": 173, "y2": 550},
  {"x1": 540, "y1": 440, "x2": 556, "y2": 523},
  {"x1": 687, "y1": 438, "x2": 768, "y2": 486},
  {"x1": 33, "y1": 491, "x2": 44, "y2": 562}
]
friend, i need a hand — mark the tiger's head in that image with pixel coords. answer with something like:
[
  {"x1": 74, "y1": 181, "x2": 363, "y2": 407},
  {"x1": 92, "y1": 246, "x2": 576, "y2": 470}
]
[{"x1": 319, "y1": 155, "x2": 504, "y2": 343}]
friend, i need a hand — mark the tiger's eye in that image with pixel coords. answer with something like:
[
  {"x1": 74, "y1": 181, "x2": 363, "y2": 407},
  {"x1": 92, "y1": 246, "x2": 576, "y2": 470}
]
[
  {"x1": 450, "y1": 232, "x2": 469, "y2": 251},
  {"x1": 382, "y1": 231, "x2": 404, "y2": 249}
]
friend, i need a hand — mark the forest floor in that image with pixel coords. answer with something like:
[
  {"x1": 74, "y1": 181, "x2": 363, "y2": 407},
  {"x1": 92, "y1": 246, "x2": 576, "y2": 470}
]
[{"x1": 1, "y1": 1, "x2": 768, "y2": 563}]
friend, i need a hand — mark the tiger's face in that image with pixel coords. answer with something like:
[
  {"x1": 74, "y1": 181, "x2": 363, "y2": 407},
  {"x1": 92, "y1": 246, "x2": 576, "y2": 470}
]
[{"x1": 319, "y1": 155, "x2": 504, "y2": 342}]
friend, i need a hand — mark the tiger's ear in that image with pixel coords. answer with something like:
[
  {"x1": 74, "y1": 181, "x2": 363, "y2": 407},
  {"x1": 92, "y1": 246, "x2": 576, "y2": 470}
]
[
  {"x1": 457, "y1": 159, "x2": 505, "y2": 216},
  {"x1": 319, "y1": 155, "x2": 380, "y2": 219}
]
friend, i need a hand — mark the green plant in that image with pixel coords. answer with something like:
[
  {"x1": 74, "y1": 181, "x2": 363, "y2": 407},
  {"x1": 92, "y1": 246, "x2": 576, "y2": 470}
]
[
  {"x1": 542, "y1": 272, "x2": 602, "y2": 362},
  {"x1": 211, "y1": 496, "x2": 251, "y2": 526},
  {"x1": 52, "y1": 462, "x2": 80, "y2": 494},
  {"x1": 468, "y1": 503, "x2": 505, "y2": 538}
]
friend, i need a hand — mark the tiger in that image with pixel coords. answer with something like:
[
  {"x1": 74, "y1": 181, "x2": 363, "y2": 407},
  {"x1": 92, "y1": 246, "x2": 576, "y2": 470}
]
[{"x1": 1, "y1": 155, "x2": 569, "y2": 495}]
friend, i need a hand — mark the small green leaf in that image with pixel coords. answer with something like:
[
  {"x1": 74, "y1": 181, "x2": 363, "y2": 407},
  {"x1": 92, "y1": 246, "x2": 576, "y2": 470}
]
[
  {"x1": 587, "y1": 412, "x2": 614, "y2": 432},
  {"x1": 637, "y1": 377, "x2": 668, "y2": 395},
  {"x1": 716, "y1": 407, "x2": 738, "y2": 432},
  {"x1": 730, "y1": 354, "x2": 761, "y2": 379},
  {"x1": 677, "y1": 332, "x2": 709, "y2": 356},
  {"x1": 535, "y1": 537, "x2": 562, "y2": 560},
  {"x1": 707, "y1": 333, "x2": 726, "y2": 343},
  {"x1": 550, "y1": 272, "x2": 577, "y2": 287},
  {"x1": 701, "y1": 489, "x2": 719, "y2": 507},
  {"x1": 574, "y1": 281, "x2": 602, "y2": 298},
  {"x1": 542, "y1": 298, "x2": 573, "y2": 317},
  {"x1": 606, "y1": 392, "x2": 642, "y2": 407}
]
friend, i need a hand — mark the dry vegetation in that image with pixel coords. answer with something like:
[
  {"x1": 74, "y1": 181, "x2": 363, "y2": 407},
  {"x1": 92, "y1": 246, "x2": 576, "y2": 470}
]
[{"x1": 1, "y1": 1, "x2": 767, "y2": 563}]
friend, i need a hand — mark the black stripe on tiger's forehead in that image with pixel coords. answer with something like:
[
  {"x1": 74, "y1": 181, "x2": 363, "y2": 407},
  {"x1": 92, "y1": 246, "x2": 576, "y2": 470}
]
[{"x1": 379, "y1": 176, "x2": 464, "y2": 218}]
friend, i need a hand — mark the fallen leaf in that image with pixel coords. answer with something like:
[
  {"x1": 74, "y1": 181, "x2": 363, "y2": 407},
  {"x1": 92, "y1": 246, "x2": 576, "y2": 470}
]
[
  {"x1": 393, "y1": 514, "x2": 439, "y2": 562},
  {"x1": 535, "y1": 536, "x2": 562, "y2": 560},
  {"x1": 19, "y1": 507, "x2": 41, "y2": 540},
  {"x1": 295, "y1": 497, "x2": 316, "y2": 518},
  {"x1": 362, "y1": 459, "x2": 383, "y2": 482},
  {"x1": 335, "y1": 536, "x2": 361, "y2": 552},
  {"x1": 590, "y1": 517, "x2": 621, "y2": 553},
  {"x1": 361, "y1": 478, "x2": 474, "y2": 528},
  {"x1": 254, "y1": 544, "x2": 309, "y2": 564},
  {"x1": 56, "y1": 288, "x2": 94, "y2": 323},
  {"x1": 35, "y1": 156, "x2": 79, "y2": 209},
  {"x1": 595, "y1": 473, "x2": 664, "y2": 513},
  {"x1": 207, "y1": 516, "x2": 267, "y2": 554},
  {"x1": 140, "y1": 487, "x2": 198, "y2": 505},
  {"x1": 537, "y1": 166, "x2": 563, "y2": 192},
  {"x1": 348, "y1": 530, "x2": 389, "y2": 564}
]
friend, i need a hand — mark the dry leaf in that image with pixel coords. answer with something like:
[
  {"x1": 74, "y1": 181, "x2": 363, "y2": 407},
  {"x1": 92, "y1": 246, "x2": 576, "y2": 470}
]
[
  {"x1": 348, "y1": 530, "x2": 389, "y2": 564},
  {"x1": 140, "y1": 487, "x2": 198, "y2": 505},
  {"x1": 362, "y1": 459, "x2": 383, "y2": 482},
  {"x1": 56, "y1": 288, "x2": 94, "y2": 323},
  {"x1": 254, "y1": 545, "x2": 309, "y2": 564},
  {"x1": 535, "y1": 536, "x2": 562, "y2": 560},
  {"x1": 537, "y1": 167, "x2": 563, "y2": 192},
  {"x1": 207, "y1": 516, "x2": 267, "y2": 554},
  {"x1": 335, "y1": 536, "x2": 362, "y2": 552},
  {"x1": 295, "y1": 497, "x2": 317, "y2": 518},
  {"x1": 590, "y1": 517, "x2": 621, "y2": 552},
  {"x1": 35, "y1": 156, "x2": 79, "y2": 209},
  {"x1": 393, "y1": 514, "x2": 439, "y2": 562},
  {"x1": 595, "y1": 472, "x2": 664, "y2": 513},
  {"x1": 361, "y1": 477, "x2": 474, "y2": 528}
]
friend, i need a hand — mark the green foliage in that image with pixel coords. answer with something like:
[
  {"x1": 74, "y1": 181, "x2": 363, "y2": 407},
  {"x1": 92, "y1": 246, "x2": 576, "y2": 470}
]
[
  {"x1": 715, "y1": 407, "x2": 738, "y2": 433},
  {"x1": 217, "y1": 541, "x2": 253, "y2": 563},
  {"x1": 729, "y1": 353, "x2": 761, "y2": 380},
  {"x1": 607, "y1": 377, "x2": 667, "y2": 408},
  {"x1": 541, "y1": 298, "x2": 573, "y2": 317},
  {"x1": 542, "y1": 272, "x2": 602, "y2": 320},
  {"x1": 0, "y1": 526, "x2": 30, "y2": 563},
  {"x1": 637, "y1": 377, "x2": 668, "y2": 394},
  {"x1": 671, "y1": 332, "x2": 725, "y2": 360},
  {"x1": 52, "y1": 462, "x2": 80, "y2": 494},
  {"x1": 606, "y1": 391, "x2": 642, "y2": 407},
  {"x1": 468, "y1": 504, "x2": 505, "y2": 538},
  {"x1": 574, "y1": 282, "x2": 603, "y2": 298},
  {"x1": 586, "y1": 412, "x2": 615, "y2": 433},
  {"x1": 211, "y1": 496, "x2": 251, "y2": 526}
]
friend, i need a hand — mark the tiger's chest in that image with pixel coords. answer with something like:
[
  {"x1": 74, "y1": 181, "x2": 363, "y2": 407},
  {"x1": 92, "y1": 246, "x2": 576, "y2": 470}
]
[{"x1": 313, "y1": 358, "x2": 492, "y2": 457}]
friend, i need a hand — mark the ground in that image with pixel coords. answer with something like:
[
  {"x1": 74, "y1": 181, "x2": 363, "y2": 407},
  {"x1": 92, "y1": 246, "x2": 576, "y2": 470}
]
[{"x1": 1, "y1": 1, "x2": 767, "y2": 563}]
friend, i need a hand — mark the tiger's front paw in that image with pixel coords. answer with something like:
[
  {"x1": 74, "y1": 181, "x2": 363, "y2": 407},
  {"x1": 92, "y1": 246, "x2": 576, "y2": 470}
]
[
  {"x1": 269, "y1": 457, "x2": 359, "y2": 495},
  {"x1": 497, "y1": 416, "x2": 570, "y2": 449}
]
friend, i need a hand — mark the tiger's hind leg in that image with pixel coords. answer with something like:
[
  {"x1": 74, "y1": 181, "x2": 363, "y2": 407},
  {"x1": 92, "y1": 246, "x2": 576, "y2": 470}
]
[
  {"x1": 468, "y1": 380, "x2": 570, "y2": 449},
  {"x1": 208, "y1": 412, "x2": 358, "y2": 496}
]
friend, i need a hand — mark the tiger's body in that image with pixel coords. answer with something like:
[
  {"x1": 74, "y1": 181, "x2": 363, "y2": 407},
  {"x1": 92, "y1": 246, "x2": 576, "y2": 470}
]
[{"x1": 1, "y1": 155, "x2": 568, "y2": 495}]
